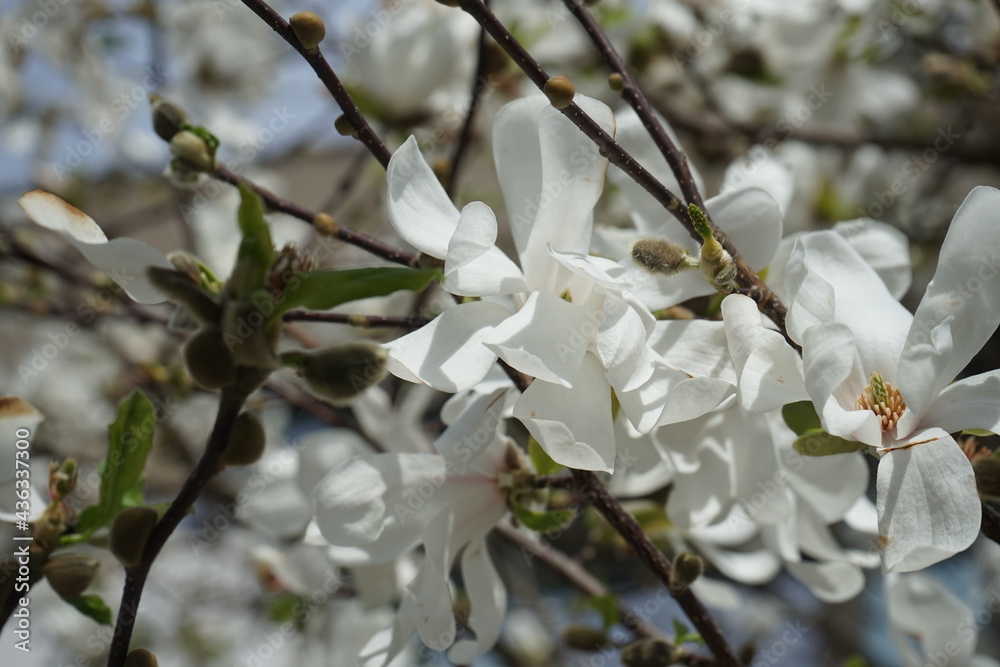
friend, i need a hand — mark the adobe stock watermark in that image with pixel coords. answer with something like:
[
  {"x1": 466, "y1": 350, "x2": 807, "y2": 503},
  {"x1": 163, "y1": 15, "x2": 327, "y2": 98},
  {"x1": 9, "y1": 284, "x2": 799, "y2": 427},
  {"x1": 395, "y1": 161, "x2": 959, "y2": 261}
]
[
  {"x1": 6, "y1": 0, "x2": 73, "y2": 53},
  {"x1": 50, "y1": 65, "x2": 168, "y2": 182}
]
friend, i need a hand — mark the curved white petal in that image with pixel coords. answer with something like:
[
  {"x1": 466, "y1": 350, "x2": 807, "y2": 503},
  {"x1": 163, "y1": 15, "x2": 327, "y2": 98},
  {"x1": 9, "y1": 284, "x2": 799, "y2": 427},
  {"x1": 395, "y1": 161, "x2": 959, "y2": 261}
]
[
  {"x1": 802, "y1": 324, "x2": 880, "y2": 446},
  {"x1": 886, "y1": 573, "x2": 977, "y2": 666},
  {"x1": 433, "y1": 388, "x2": 506, "y2": 472},
  {"x1": 904, "y1": 186, "x2": 1000, "y2": 392},
  {"x1": 877, "y1": 428, "x2": 980, "y2": 573},
  {"x1": 658, "y1": 377, "x2": 736, "y2": 426},
  {"x1": 483, "y1": 291, "x2": 593, "y2": 387},
  {"x1": 444, "y1": 202, "x2": 527, "y2": 296},
  {"x1": 513, "y1": 355, "x2": 615, "y2": 472},
  {"x1": 920, "y1": 369, "x2": 1000, "y2": 436},
  {"x1": 786, "y1": 561, "x2": 865, "y2": 603},
  {"x1": 692, "y1": 539, "x2": 782, "y2": 585},
  {"x1": 721, "y1": 149, "x2": 795, "y2": 216},
  {"x1": 596, "y1": 294, "x2": 654, "y2": 391},
  {"x1": 835, "y1": 219, "x2": 912, "y2": 299},
  {"x1": 0, "y1": 397, "x2": 45, "y2": 523},
  {"x1": 386, "y1": 135, "x2": 460, "y2": 258},
  {"x1": 705, "y1": 187, "x2": 783, "y2": 271},
  {"x1": 447, "y1": 538, "x2": 507, "y2": 664},
  {"x1": 385, "y1": 301, "x2": 510, "y2": 392},
  {"x1": 668, "y1": 439, "x2": 734, "y2": 530},
  {"x1": 652, "y1": 319, "x2": 737, "y2": 385},
  {"x1": 19, "y1": 190, "x2": 173, "y2": 304}
]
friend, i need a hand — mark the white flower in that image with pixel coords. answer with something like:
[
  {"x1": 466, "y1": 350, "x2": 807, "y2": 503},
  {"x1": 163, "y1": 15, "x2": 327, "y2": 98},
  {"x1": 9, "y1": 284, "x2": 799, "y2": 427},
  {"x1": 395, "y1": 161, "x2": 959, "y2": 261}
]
[
  {"x1": 312, "y1": 389, "x2": 514, "y2": 665},
  {"x1": 750, "y1": 186, "x2": 1000, "y2": 573},
  {"x1": 383, "y1": 95, "x2": 661, "y2": 472},
  {"x1": 18, "y1": 190, "x2": 173, "y2": 304}
]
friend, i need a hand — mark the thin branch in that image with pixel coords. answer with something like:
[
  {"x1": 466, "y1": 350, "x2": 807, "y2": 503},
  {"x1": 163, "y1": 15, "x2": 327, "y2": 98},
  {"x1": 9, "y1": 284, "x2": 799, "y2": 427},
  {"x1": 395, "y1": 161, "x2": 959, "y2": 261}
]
[
  {"x1": 282, "y1": 310, "x2": 428, "y2": 328},
  {"x1": 982, "y1": 501, "x2": 1000, "y2": 545},
  {"x1": 446, "y1": 0, "x2": 492, "y2": 197},
  {"x1": 213, "y1": 163, "x2": 420, "y2": 268},
  {"x1": 107, "y1": 389, "x2": 249, "y2": 666},
  {"x1": 561, "y1": 0, "x2": 705, "y2": 212},
  {"x1": 571, "y1": 469, "x2": 741, "y2": 667},
  {"x1": 237, "y1": 0, "x2": 392, "y2": 168},
  {"x1": 455, "y1": 0, "x2": 791, "y2": 345}
]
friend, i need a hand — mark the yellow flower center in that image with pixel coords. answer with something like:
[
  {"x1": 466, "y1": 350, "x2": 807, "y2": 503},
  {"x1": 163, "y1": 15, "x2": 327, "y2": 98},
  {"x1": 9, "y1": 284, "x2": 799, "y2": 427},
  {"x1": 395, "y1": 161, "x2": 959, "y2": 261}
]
[{"x1": 856, "y1": 372, "x2": 906, "y2": 432}]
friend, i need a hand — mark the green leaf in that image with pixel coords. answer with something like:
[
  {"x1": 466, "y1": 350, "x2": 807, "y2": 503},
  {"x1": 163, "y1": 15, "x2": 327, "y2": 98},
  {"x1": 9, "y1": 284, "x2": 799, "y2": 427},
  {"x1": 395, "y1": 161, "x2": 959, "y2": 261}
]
[
  {"x1": 511, "y1": 502, "x2": 577, "y2": 533},
  {"x1": 964, "y1": 429, "x2": 997, "y2": 438},
  {"x1": 229, "y1": 183, "x2": 275, "y2": 298},
  {"x1": 74, "y1": 391, "x2": 156, "y2": 536},
  {"x1": 842, "y1": 656, "x2": 871, "y2": 667},
  {"x1": 588, "y1": 594, "x2": 619, "y2": 631},
  {"x1": 672, "y1": 618, "x2": 704, "y2": 646},
  {"x1": 274, "y1": 266, "x2": 441, "y2": 317},
  {"x1": 268, "y1": 593, "x2": 302, "y2": 625},
  {"x1": 63, "y1": 594, "x2": 113, "y2": 626},
  {"x1": 529, "y1": 438, "x2": 563, "y2": 475},
  {"x1": 782, "y1": 401, "x2": 822, "y2": 436},
  {"x1": 793, "y1": 430, "x2": 867, "y2": 457}
]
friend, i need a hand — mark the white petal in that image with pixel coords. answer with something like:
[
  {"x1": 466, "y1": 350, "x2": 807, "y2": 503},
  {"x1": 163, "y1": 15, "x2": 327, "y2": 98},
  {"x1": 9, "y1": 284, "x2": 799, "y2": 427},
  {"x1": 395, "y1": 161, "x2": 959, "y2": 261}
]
[
  {"x1": 904, "y1": 186, "x2": 1000, "y2": 392},
  {"x1": 493, "y1": 95, "x2": 550, "y2": 259},
  {"x1": 385, "y1": 301, "x2": 510, "y2": 392},
  {"x1": 667, "y1": 438, "x2": 734, "y2": 530},
  {"x1": 484, "y1": 291, "x2": 593, "y2": 387},
  {"x1": 691, "y1": 539, "x2": 781, "y2": 585},
  {"x1": 443, "y1": 202, "x2": 527, "y2": 296},
  {"x1": 896, "y1": 318, "x2": 956, "y2": 426},
  {"x1": 877, "y1": 428, "x2": 980, "y2": 573},
  {"x1": 802, "y1": 324, "x2": 881, "y2": 447},
  {"x1": 312, "y1": 453, "x2": 446, "y2": 547},
  {"x1": 786, "y1": 561, "x2": 865, "y2": 603},
  {"x1": 920, "y1": 369, "x2": 1000, "y2": 435},
  {"x1": 834, "y1": 219, "x2": 912, "y2": 299},
  {"x1": 386, "y1": 135, "x2": 459, "y2": 258},
  {"x1": 447, "y1": 538, "x2": 507, "y2": 664},
  {"x1": 513, "y1": 355, "x2": 616, "y2": 472},
  {"x1": 652, "y1": 319, "x2": 737, "y2": 386},
  {"x1": 705, "y1": 187, "x2": 783, "y2": 271},
  {"x1": 19, "y1": 190, "x2": 173, "y2": 304},
  {"x1": 722, "y1": 294, "x2": 807, "y2": 412},
  {"x1": 721, "y1": 149, "x2": 795, "y2": 216},
  {"x1": 787, "y1": 232, "x2": 912, "y2": 368},
  {"x1": 433, "y1": 388, "x2": 506, "y2": 472},
  {"x1": 596, "y1": 294, "x2": 654, "y2": 391},
  {"x1": 658, "y1": 377, "x2": 736, "y2": 426}
]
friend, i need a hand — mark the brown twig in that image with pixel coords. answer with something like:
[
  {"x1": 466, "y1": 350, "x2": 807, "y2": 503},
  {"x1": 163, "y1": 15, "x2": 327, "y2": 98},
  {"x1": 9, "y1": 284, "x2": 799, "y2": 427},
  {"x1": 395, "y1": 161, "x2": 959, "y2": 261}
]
[
  {"x1": 107, "y1": 389, "x2": 249, "y2": 666},
  {"x1": 237, "y1": 0, "x2": 392, "y2": 168},
  {"x1": 446, "y1": 0, "x2": 492, "y2": 196},
  {"x1": 212, "y1": 163, "x2": 420, "y2": 268},
  {"x1": 571, "y1": 469, "x2": 741, "y2": 666},
  {"x1": 282, "y1": 310, "x2": 428, "y2": 328}
]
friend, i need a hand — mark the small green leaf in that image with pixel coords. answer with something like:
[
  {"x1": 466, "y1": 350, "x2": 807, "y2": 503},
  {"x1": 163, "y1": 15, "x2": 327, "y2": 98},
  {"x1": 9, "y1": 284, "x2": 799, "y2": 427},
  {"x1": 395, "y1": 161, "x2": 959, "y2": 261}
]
[
  {"x1": 511, "y1": 502, "x2": 577, "y2": 533},
  {"x1": 782, "y1": 401, "x2": 822, "y2": 436},
  {"x1": 179, "y1": 124, "x2": 220, "y2": 152},
  {"x1": 842, "y1": 656, "x2": 871, "y2": 667},
  {"x1": 793, "y1": 430, "x2": 867, "y2": 457},
  {"x1": 672, "y1": 618, "x2": 704, "y2": 646},
  {"x1": 229, "y1": 183, "x2": 275, "y2": 298},
  {"x1": 529, "y1": 438, "x2": 563, "y2": 475},
  {"x1": 964, "y1": 429, "x2": 996, "y2": 438},
  {"x1": 274, "y1": 266, "x2": 441, "y2": 317},
  {"x1": 268, "y1": 593, "x2": 302, "y2": 625},
  {"x1": 74, "y1": 391, "x2": 156, "y2": 536},
  {"x1": 63, "y1": 594, "x2": 113, "y2": 626},
  {"x1": 588, "y1": 594, "x2": 619, "y2": 631}
]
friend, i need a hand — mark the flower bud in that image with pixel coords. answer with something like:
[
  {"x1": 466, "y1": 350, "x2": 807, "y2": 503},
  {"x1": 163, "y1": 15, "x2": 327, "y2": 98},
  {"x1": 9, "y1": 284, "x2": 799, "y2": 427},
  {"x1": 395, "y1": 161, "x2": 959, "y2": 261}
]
[
  {"x1": 608, "y1": 72, "x2": 624, "y2": 92},
  {"x1": 149, "y1": 95, "x2": 188, "y2": 142},
  {"x1": 148, "y1": 267, "x2": 220, "y2": 324},
  {"x1": 170, "y1": 130, "x2": 215, "y2": 172},
  {"x1": 620, "y1": 638, "x2": 676, "y2": 667},
  {"x1": 334, "y1": 114, "x2": 357, "y2": 138},
  {"x1": 184, "y1": 325, "x2": 237, "y2": 389},
  {"x1": 43, "y1": 553, "x2": 100, "y2": 598},
  {"x1": 561, "y1": 625, "x2": 612, "y2": 651},
  {"x1": 630, "y1": 238, "x2": 698, "y2": 276},
  {"x1": 125, "y1": 648, "x2": 159, "y2": 667},
  {"x1": 290, "y1": 11, "x2": 326, "y2": 51},
  {"x1": 974, "y1": 457, "x2": 1000, "y2": 498},
  {"x1": 671, "y1": 552, "x2": 703, "y2": 590},
  {"x1": 222, "y1": 300, "x2": 279, "y2": 369},
  {"x1": 110, "y1": 507, "x2": 158, "y2": 570},
  {"x1": 284, "y1": 341, "x2": 388, "y2": 404},
  {"x1": 544, "y1": 75, "x2": 576, "y2": 109},
  {"x1": 221, "y1": 412, "x2": 266, "y2": 466},
  {"x1": 313, "y1": 212, "x2": 339, "y2": 236}
]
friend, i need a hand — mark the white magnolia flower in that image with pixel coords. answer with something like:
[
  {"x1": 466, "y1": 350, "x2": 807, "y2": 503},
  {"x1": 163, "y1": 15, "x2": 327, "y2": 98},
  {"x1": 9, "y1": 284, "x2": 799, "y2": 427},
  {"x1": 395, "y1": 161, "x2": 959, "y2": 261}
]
[
  {"x1": 384, "y1": 94, "x2": 661, "y2": 472},
  {"x1": 312, "y1": 389, "x2": 514, "y2": 665},
  {"x1": 18, "y1": 190, "x2": 173, "y2": 304},
  {"x1": 740, "y1": 186, "x2": 1000, "y2": 573}
]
